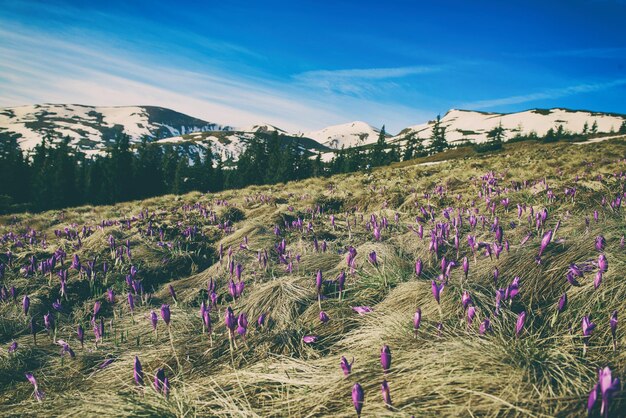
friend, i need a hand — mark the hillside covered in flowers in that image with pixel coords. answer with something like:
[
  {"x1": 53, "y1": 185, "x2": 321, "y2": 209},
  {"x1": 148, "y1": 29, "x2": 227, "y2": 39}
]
[{"x1": 1, "y1": 139, "x2": 625, "y2": 417}]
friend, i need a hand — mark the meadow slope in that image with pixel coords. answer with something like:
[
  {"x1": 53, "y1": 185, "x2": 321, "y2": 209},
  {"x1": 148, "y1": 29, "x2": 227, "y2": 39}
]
[{"x1": 1, "y1": 139, "x2": 626, "y2": 417}]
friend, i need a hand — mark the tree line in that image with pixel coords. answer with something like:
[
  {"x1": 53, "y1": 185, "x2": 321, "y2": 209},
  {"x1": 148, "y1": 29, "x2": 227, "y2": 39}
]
[{"x1": 4, "y1": 116, "x2": 622, "y2": 213}]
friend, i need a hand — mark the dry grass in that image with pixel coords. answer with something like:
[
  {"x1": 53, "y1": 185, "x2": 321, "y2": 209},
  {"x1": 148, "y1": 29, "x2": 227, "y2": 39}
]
[{"x1": 1, "y1": 140, "x2": 626, "y2": 417}]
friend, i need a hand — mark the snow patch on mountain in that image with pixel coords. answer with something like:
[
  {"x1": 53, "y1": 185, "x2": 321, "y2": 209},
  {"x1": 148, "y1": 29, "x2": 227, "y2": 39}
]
[
  {"x1": 394, "y1": 108, "x2": 626, "y2": 145},
  {"x1": 305, "y1": 121, "x2": 384, "y2": 149},
  {"x1": 0, "y1": 103, "x2": 227, "y2": 152}
]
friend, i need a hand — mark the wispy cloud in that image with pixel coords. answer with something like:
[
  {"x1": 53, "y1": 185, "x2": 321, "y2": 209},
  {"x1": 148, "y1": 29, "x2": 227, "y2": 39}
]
[
  {"x1": 461, "y1": 79, "x2": 626, "y2": 109},
  {"x1": 293, "y1": 65, "x2": 445, "y2": 96},
  {"x1": 0, "y1": 23, "x2": 430, "y2": 133}
]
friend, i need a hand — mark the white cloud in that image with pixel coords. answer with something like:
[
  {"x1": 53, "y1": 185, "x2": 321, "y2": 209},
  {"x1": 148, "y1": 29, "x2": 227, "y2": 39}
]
[
  {"x1": 461, "y1": 79, "x2": 626, "y2": 109},
  {"x1": 0, "y1": 24, "x2": 430, "y2": 133},
  {"x1": 293, "y1": 65, "x2": 444, "y2": 95}
]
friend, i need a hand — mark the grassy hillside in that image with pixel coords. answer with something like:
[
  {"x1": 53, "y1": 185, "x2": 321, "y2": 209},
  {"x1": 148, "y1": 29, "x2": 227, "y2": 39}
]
[{"x1": 1, "y1": 139, "x2": 625, "y2": 417}]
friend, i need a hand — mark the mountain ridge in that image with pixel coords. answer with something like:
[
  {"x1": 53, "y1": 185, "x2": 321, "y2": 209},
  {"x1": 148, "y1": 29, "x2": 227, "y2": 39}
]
[{"x1": 2, "y1": 104, "x2": 625, "y2": 161}]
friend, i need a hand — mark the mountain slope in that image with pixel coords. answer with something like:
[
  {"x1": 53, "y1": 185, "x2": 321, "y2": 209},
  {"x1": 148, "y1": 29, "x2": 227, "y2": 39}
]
[
  {"x1": 157, "y1": 130, "x2": 331, "y2": 165},
  {"x1": 305, "y1": 121, "x2": 385, "y2": 149},
  {"x1": 0, "y1": 103, "x2": 230, "y2": 152},
  {"x1": 394, "y1": 108, "x2": 626, "y2": 145}
]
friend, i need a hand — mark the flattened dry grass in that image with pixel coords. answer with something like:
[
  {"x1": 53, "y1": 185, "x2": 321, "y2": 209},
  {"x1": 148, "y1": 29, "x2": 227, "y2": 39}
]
[{"x1": 1, "y1": 140, "x2": 626, "y2": 417}]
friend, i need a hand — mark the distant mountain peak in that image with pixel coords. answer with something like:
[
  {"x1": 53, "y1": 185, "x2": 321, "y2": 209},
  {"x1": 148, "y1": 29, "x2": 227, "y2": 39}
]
[{"x1": 0, "y1": 103, "x2": 228, "y2": 152}]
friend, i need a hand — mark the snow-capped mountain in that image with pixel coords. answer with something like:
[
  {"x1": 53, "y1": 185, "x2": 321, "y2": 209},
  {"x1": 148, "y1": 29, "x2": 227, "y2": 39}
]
[
  {"x1": 156, "y1": 130, "x2": 329, "y2": 166},
  {"x1": 2, "y1": 104, "x2": 625, "y2": 163},
  {"x1": 240, "y1": 123, "x2": 294, "y2": 136},
  {"x1": 0, "y1": 103, "x2": 230, "y2": 152},
  {"x1": 305, "y1": 121, "x2": 386, "y2": 149},
  {"x1": 393, "y1": 108, "x2": 626, "y2": 145}
]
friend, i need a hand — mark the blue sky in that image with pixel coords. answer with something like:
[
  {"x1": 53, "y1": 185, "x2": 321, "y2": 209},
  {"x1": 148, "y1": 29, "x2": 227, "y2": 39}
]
[{"x1": 1, "y1": 0, "x2": 625, "y2": 133}]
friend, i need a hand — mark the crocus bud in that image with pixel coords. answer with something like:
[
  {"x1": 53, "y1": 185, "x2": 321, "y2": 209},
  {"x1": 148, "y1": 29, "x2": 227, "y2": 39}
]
[
  {"x1": 413, "y1": 308, "x2": 422, "y2": 333},
  {"x1": 558, "y1": 293, "x2": 567, "y2": 313},
  {"x1": 462, "y1": 291, "x2": 472, "y2": 309},
  {"x1": 594, "y1": 271, "x2": 603, "y2": 289},
  {"x1": 225, "y1": 307, "x2": 236, "y2": 332},
  {"x1": 160, "y1": 304, "x2": 171, "y2": 326},
  {"x1": 127, "y1": 293, "x2": 135, "y2": 313},
  {"x1": 133, "y1": 356, "x2": 144, "y2": 386},
  {"x1": 598, "y1": 254, "x2": 608, "y2": 273},
  {"x1": 415, "y1": 259, "x2": 423, "y2": 277},
  {"x1": 150, "y1": 311, "x2": 158, "y2": 331},
  {"x1": 319, "y1": 311, "x2": 330, "y2": 323},
  {"x1": 431, "y1": 281, "x2": 444, "y2": 304},
  {"x1": 340, "y1": 356, "x2": 353, "y2": 376},
  {"x1": 380, "y1": 345, "x2": 391, "y2": 373},
  {"x1": 381, "y1": 379, "x2": 392, "y2": 407},
  {"x1": 368, "y1": 251, "x2": 378, "y2": 267},
  {"x1": 515, "y1": 311, "x2": 526, "y2": 337},
  {"x1": 315, "y1": 270, "x2": 323, "y2": 293},
  {"x1": 467, "y1": 306, "x2": 476, "y2": 326},
  {"x1": 610, "y1": 310, "x2": 618, "y2": 340},
  {"x1": 23, "y1": 295, "x2": 30, "y2": 315},
  {"x1": 352, "y1": 383, "x2": 365, "y2": 417}
]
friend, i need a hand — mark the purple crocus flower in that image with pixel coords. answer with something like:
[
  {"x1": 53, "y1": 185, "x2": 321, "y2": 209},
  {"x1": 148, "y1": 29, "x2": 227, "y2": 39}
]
[
  {"x1": 154, "y1": 368, "x2": 166, "y2": 393},
  {"x1": 352, "y1": 383, "x2": 365, "y2": 417},
  {"x1": 168, "y1": 284, "x2": 177, "y2": 302},
  {"x1": 467, "y1": 306, "x2": 476, "y2": 326},
  {"x1": 595, "y1": 235, "x2": 606, "y2": 251},
  {"x1": 598, "y1": 254, "x2": 608, "y2": 273},
  {"x1": 415, "y1": 259, "x2": 423, "y2": 277},
  {"x1": 302, "y1": 335, "x2": 318, "y2": 344},
  {"x1": 160, "y1": 304, "x2": 171, "y2": 326},
  {"x1": 380, "y1": 345, "x2": 391, "y2": 373},
  {"x1": 236, "y1": 313, "x2": 248, "y2": 337},
  {"x1": 25, "y1": 373, "x2": 44, "y2": 402},
  {"x1": 381, "y1": 379, "x2": 392, "y2": 407},
  {"x1": 352, "y1": 306, "x2": 373, "y2": 315},
  {"x1": 225, "y1": 307, "x2": 237, "y2": 332},
  {"x1": 340, "y1": 356, "x2": 354, "y2": 376},
  {"x1": 368, "y1": 251, "x2": 378, "y2": 267},
  {"x1": 56, "y1": 339, "x2": 75, "y2": 358},
  {"x1": 43, "y1": 312, "x2": 53, "y2": 332},
  {"x1": 107, "y1": 288, "x2": 115, "y2": 304},
  {"x1": 479, "y1": 317, "x2": 492, "y2": 335},
  {"x1": 319, "y1": 311, "x2": 330, "y2": 323},
  {"x1": 337, "y1": 270, "x2": 346, "y2": 296},
  {"x1": 582, "y1": 316, "x2": 596, "y2": 337},
  {"x1": 588, "y1": 383, "x2": 598, "y2": 416},
  {"x1": 150, "y1": 311, "x2": 158, "y2": 331},
  {"x1": 538, "y1": 229, "x2": 553, "y2": 260},
  {"x1": 315, "y1": 270, "x2": 323, "y2": 294},
  {"x1": 431, "y1": 280, "x2": 444, "y2": 304},
  {"x1": 22, "y1": 295, "x2": 30, "y2": 315},
  {"x1": 257, "y1": 313, "x2": 267, "y2": 328},
  {"x1": 599, "y1": 367, "x2": 621, "y2": 417},
  {"x1": 8, "y1": 341, "x2": 18, "y2": 353},
  {"x1": 461, "y1": 291, "x2": 472, "y2": 309},
  {"x1": 127, "y1": 293, "x2": 135, "y2": 313},
  {"x1": 133, "y1": 356, "x2": 144, "y2": 385},
  {"x1": 413, "y1": 308, "x2": 422, "y2": 335},
  {"x1": 557, "y1": 293, "x2": 567, "y2": 313},
  {"x1": 93, "y1": 301, "x2": 101, "y2": 317},
  {"x1": 515, "y1": 311, "x2": 526, "y2": 337},
  {"x1": 594, "y1": 271, "x2": 603, "y2": 289}
]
